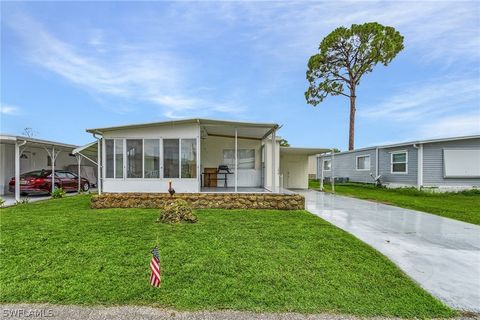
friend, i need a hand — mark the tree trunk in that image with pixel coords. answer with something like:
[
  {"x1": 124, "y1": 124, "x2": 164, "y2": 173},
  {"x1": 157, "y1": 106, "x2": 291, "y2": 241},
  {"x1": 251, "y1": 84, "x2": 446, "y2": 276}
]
[{"x1": 348, "y1": 89, "x2": 356, "y2": 151}]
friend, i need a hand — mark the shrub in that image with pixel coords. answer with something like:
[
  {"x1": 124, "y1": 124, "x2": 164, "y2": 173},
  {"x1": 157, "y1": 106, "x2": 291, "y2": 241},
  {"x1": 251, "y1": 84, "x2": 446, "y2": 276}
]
[
  {"x1": 0, "y1": 197, "x2": 5, "y2": 207},
  {"x1": 158, "y1": 199, "x2": 197, "y2": 224},
  {"x1": 51, "y1": 188, "x2": 66, "y2": 199}
]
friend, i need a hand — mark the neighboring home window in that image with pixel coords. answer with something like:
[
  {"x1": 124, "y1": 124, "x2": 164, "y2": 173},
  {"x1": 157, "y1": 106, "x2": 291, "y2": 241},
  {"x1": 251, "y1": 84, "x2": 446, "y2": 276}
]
[
  {"x1": 105, "y1": 139, "x2": 114, "y2": 178},
  {"x1": 356, "y1": 155, "x2": 370, "y2": 171},
  {"x1": 126, "y1": 139, "x2": 143, "y2": 178},
  {"x1": 391, "y1": 151, "x2": 407, "y2": 173},
  {"x1": 223, "y1": 149, "x2": 255, "y2": 169},
  {"x1": 181, "y1": 139, "x2": 197, "y2": 178},
  {"x1": 323, "y1": 159, "x2": 331, "y2": 171},
  {"x1": 164, "y1": 139, "x2": 180, "y2": 178},
  {"x1": 144, "y1": 139, "x2": 160, "y2": 178}
]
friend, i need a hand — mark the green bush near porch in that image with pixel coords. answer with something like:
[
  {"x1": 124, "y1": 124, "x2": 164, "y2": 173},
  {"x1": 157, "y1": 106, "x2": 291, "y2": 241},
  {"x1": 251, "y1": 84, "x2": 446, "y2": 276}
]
[{"x1": 0, "y1": 195, "x2": 454, "y2": 317}]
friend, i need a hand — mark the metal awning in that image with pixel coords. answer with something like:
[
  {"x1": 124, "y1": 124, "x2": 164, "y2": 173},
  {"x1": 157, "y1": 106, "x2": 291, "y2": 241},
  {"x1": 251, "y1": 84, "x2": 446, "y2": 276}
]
[
  {"x1": 72, "y1": 141, "x2": 98, "y2": 165},
  {"x1": 0, "y1": 134, "x2": 77, "y2": 151},
  {"x1": 280, "y1": 147, "x2": 330, "y2": 156}
]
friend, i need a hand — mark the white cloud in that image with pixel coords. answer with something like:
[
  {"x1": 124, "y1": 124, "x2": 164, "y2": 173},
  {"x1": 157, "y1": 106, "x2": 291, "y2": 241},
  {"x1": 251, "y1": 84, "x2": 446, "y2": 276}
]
[
  {"x1": 418, "y1": 113, "x2": 480, "y2": 139},
  {"x1": 4, "y1": 13, "x2": 243, "y2": 118},
  {"x1": 0, "y1": 104, "x2": 20, "y2": 115},
  {"x1": 360, "y1": 78, "x2": 480, "y2": 121}
]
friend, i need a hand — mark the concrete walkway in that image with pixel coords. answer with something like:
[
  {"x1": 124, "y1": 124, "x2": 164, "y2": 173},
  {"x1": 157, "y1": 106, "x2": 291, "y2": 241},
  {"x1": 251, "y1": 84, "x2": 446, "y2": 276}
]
[{"x1": 299, "y1": 190, "x2": 480, "y2": 312}]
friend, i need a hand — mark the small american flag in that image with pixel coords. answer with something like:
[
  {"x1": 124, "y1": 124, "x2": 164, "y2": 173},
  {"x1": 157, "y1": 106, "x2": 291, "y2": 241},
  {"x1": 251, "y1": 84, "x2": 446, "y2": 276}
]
[{"x1": 149, "y1": 246, "x2": 161, "y2": 287}]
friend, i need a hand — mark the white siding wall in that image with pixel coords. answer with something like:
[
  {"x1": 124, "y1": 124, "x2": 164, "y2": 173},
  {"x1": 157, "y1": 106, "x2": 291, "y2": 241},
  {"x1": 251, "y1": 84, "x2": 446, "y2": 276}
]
[
  {"x1": 280, "y1": 153, "x2": 309, "y2": 189},
  {"x1": 263, "y1": 139, "x2": 280, "y2": 190}
]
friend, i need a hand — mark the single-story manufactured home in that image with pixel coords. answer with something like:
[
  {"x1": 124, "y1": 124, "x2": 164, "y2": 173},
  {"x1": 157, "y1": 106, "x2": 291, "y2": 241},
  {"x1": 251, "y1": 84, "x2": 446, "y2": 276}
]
[
  {"x1": 316, "y1": 135, "x2": 480, "y2": 191},
  {"x1": 0, "y1": 134, "x2": 97, "y2": 200},
  {"x1": 74, "y1": 118, "x2": 327, "y2": 194}
]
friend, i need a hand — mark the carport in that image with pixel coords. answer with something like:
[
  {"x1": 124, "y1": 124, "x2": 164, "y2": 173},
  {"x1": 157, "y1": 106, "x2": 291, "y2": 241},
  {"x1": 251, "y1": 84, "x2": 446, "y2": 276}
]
[
  {"x1": 279, "y1": 147, "x2": 329, "y2": 189},
  {"x1": 0, "y1": 135, "x2": 78, "y2": 201}
]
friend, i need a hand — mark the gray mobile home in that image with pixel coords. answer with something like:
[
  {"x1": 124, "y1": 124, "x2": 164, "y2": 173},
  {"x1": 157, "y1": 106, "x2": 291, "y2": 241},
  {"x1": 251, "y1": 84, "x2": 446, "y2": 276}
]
[{"x1": 316, "y1": 135, "x2": 480, "y2": 191}]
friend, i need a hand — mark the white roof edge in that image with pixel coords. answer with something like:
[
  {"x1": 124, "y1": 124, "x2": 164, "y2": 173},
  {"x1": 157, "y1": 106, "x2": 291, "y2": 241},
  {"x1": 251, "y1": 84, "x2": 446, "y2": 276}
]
[
  {"x1": 86, "y1": 118, "x2": 280, "y2": 133},
  {"x1": 318, "y1": 134, "x2": 480, "y2": 157},
  {"x1": 72, "y1": 141, "x2": 98, "y2": 154},
  {"x1": 0, "y1": 134, "x2": 77, "y2": 149}
]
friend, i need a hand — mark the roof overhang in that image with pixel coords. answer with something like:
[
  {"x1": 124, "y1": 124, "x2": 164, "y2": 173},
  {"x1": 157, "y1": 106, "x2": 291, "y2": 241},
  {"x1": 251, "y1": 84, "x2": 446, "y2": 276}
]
[
  {"x1": 280, "y1": 147, "x2": 330, "y2": 156},
  {"x1": 86, "y1": 118, "x2": 280, "y2": 140},
  {"x1": 0, "y1": 134, "x2": 77, "y2": 151}
]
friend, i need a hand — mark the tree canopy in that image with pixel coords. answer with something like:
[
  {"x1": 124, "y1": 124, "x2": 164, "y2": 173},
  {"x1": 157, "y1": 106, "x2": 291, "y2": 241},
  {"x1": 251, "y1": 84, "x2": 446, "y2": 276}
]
[{"x1": 305, "y1": 22, "x2": 404, "y2": 150}]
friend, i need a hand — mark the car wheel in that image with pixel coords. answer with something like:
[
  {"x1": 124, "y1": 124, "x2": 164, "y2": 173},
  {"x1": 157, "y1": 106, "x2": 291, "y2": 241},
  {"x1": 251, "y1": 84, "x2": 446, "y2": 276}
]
[{"x1": 82, "y1": 182, "x2": 90, "y2": 192}]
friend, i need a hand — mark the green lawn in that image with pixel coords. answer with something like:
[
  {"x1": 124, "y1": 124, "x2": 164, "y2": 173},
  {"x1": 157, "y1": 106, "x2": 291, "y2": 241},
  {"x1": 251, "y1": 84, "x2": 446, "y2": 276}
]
[
  {"x1": 0, "y1": 195, "x2": 454, "y2": 317},
  {"x1": 309, "y1": 180, "x2": 480, "y2": 225}
]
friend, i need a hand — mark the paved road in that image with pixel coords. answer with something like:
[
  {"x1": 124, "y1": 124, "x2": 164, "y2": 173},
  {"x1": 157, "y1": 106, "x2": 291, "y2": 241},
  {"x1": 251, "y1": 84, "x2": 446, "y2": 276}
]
[
  {"x1": 0, "y1": 304, "x2": 402, "y2": 320},
  {"x1": 299, "y1": 190, "x2": 480, "y2": 312}
]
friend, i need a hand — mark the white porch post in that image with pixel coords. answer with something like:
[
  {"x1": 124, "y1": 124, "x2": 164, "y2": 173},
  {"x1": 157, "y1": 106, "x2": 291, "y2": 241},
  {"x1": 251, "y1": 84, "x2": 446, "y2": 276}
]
[
  {"x1": 97, "y1": 138, "x2": 102, "y2": 195},
  {"x1": 234, "y1": 128, "x2": 238, "y2": 193},
  {"x1": 14, "y1": 142, "x2": 21, "y2": 202},
  {"x1": 320, "y1": 156, "x2": 324, "y2": 191},
  {"x1": 51, "y1": 146, "x2": 56, "y2": 193},
  {"x1": 77, "y1": 155, "x2": 82, "y2": 192},
  {"x1": 331, "y1": 149, "x2": 335, "y2": 194},
  {"x1": 271, "y1": 130, "x2": 276, "y2": 192},
  {"x1": 43, "y1": 146, "x2": 58, "y2": 193}
]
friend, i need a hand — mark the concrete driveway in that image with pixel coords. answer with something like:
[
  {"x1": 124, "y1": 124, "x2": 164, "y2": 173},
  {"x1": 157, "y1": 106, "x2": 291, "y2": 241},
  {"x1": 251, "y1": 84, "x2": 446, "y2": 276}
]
[{"x1": 299, "y1": 190, "x2": 480, "y2": 312}]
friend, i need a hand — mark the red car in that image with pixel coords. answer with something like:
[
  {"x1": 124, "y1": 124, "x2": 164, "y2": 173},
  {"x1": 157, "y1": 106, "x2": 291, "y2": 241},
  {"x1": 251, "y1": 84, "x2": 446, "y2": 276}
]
[{"x1": 9, "y1": 170, "x2": 90, "y2": 195}]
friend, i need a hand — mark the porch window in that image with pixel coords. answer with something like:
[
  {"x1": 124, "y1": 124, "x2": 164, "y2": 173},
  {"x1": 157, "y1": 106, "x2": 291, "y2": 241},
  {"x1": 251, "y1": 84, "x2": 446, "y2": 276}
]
[
  {"x1": 126, "y1": 139, "x2": 143, "y2": 178},
  {"x1": 106, "y1": 139, "x2": 124, "y2": 178},
  {"x1": 115, "y1": 139, "x2": 124, "y2": 178},
  {"x1": 181, "y1": 139, "x2": 197, "y2": 178},
  {"x1": 164, "y1": 139, "x2": 179, "y2": 178},
  {"x1": 356, "y1": 155, "x2": 370, "y2": 171},
  {"x1": 391, "y1": 151, "x2": 407, "y2": 173},
  {"x1": 144, "y1": 139, "x2": 160, "y2": 178},
  {"x1": 223, "y1": 149, "x2": 255, "y2": 169},
  {"x1": 105, "y1": 139, "x2": 114, "y2": 178}
]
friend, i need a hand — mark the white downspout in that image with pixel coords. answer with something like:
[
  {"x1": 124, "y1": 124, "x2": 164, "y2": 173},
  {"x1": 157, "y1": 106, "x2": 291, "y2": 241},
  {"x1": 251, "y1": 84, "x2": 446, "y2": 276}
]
[
  {"x1": 413, "y1": 143, "x2": 423, "y2": 190},
  {"x1": 14, "y1": 140, "x2": 27, "y2": 202},
  {"x1": 331, "y1": 149, "x2": 335, "y2": 194},
  {"x1": 51, "y1": 146, "x2": 56, "y2": 193},
  {"x1": 375, "y1": 147, "x2": 379, "y2": 178}
]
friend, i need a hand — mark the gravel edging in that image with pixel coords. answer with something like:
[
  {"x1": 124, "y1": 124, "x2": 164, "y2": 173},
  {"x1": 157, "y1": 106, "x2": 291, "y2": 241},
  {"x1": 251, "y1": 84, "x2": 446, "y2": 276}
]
[{"x1": 0, "y1": 304, "x2": 477, "y2": 320}]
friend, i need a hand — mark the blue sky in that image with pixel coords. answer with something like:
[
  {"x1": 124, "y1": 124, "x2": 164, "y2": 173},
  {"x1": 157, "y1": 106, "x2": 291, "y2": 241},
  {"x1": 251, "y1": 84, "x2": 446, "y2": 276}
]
[{"x1": 1, "y1": 1, "x2": 479, "y2": 150}]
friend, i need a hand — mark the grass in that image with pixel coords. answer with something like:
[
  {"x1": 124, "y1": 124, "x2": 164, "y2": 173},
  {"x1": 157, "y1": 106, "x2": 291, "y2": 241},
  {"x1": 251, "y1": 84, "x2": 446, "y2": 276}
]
[
  {"x1": 0, "y1": 195, "x2": 455, "y2": 317},
  {"x1": 309, "y1": 180, "x2": 480, "y2": 225}
]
